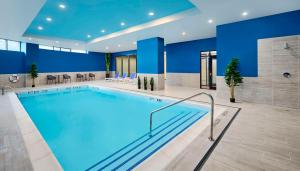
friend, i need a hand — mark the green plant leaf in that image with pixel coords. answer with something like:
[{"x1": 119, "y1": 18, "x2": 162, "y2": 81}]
[{"x1": 224, "y1": 58, "x2": 243, "y2": 87}]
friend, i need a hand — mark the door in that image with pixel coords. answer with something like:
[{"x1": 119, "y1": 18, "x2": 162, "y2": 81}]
[
  {"x1": 200, "y1": 51, "x2": 217, "y2": 90},
  {"x1": 116, "y1": 55, "x2": 137, "y2": 77},
  {"x1": 129, "y1": 55, "x2": 137, "y2": 75},
  {"x1": 116, "y1": 57, "x2": 123, "y2": 75},
  {"x1": 122, "y1": 56, "x2": 129, "y2": 76}
]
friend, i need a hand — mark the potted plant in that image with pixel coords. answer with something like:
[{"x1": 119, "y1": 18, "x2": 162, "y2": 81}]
[
  {"x1": 150, "y1": 77, "x2": 154, "y2": 91},
  {"x1": 224, "y1": 58, "x2": 243, "y2": 103},
  {"x1": 144, "y1": 77, "x2": 147, "y2": 90},
  {"x1": 29, "y1": 63, "x2": 38, "y2": 87},
  {"x1": 137, "y1": 76, "x2": 141, "y2": 89},
  {"x1": 105, "y1": 53, "x2": 111, "y2": 78}
]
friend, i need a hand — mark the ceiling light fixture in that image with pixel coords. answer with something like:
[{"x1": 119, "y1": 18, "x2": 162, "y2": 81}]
[
  {"x1": 46, "y1": 17, "x2": 52, "y2": 22},
  {"x1": 101, "y1": 29, "x2": 105, "y2": 33},
  {"x1": 148, "y1": 12, "x2": 155, "y2": 16},
  {"x1": 208, "y1": 19, "x2": 213, "y2": 24},
  {"x1": 87, "y1": 34, "x2": 91, "y2": 38},
  {"x1": 118, "y1": 44, "x2": 121, "y2": 47},
  {"x1": 75, "y1": 43, "x2": 79, "y2": 46},
  {"x1": 133, "y1": 41, "x2": 137, "y2": 45},
  {"x1": 120, "y1": 22, "x2": 126, "y2": 26},
  {"x1": 182, "y1": 32, "x2": 186, "y2": 36},
  {"x1": 105, "y1": 46, "x2": 109, "y2": 50},
  {"x1": 59, "y1": 4, "x2": 66, "y2": 9},
  {"x1": 242, "y1": 11, "x2": 248, "y2": 16},
  {"x1": 55, "y1": 41, "x2": 59, "y2": 44},
  {"x1": 37, "y1": 26, "x2": 43, "y2": 30},
  {"x1": 28, "y1": 37, "x2": 32, "y2": 41}
]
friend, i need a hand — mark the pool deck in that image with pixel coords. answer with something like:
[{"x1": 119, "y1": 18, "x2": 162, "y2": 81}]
[{"x1": 1, "y1": 80, "x2": 300, "y2": 170}]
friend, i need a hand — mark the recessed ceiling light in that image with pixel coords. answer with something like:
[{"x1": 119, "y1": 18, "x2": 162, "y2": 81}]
[
  {"x1": 242, "y1": 11, "x2": 248, "y2": 16},
  {"x1": 37, "y1": 26, "x2": 43, "y2": 30},
  {"x1": 148, "y1": 12, "x2": 155, "y2": 16},
  {"x1": 208, "y1": 19, "x2": 214, "y2": 24},
  {"x1": 28, "y1": 37, "x2": 32, "y2": 40},
  {"x1": 101, "y1": 29, "x2": 105, "y2": 33},
  {"x1": 59, "y1": 4, "x2": 66, "y2": 9},
  {"x1": 120, "y1": 22, "x2": 126, "y2": 26},
  {"x1": 182, "y1": 32, "x2": 186, "y2": 36},
  {"x1": 87, "y1": 34, "x2": 91, "y2": 38},
  {"x1": 118, "y1": 44, "x2": 121, "y2": 47},
  {"x1": 46, "y1": 17, "x2": 52, "y2": 22},
  {"x1": 105, "y1": 46, "x2": 109, "y2": 50}
]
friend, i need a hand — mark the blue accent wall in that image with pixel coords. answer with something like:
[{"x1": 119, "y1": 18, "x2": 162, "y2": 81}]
[
  {"x1": 25, "y1": 43, "x2": 39, "y2": 72},
  {"x1": 217, "y1": 10, "x2": 300, "y2": 77},
  {"x1": 0, "y1": 43, "x2": 105, "y2": 74},
  {"x1": 37, "y1": 50, "x2": 105, "y2": 73},
  {"x1": 166, "y1": 38, "x2": 216, "y2": 73},
  {"x1": 137, "y1": 37, "x2": 164, "y2": 74},
  {"x1": 0, "y1": 50, "x2": 25, "y2": 74},
  {"x1": 111, "y1": 50, "x2": 137, "y2": 71}
]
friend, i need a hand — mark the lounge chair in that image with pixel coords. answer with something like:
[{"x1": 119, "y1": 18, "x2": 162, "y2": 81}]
[
  {"x1": 89, "y1": 73, "x2": 95, "y2": 80},
  {"x1": 105, "y1": 73, "x2": 119, "y2": 81},
  {"x1": 63, "y1": 74, "x2": 71, "y2": 83},
  {"x1": 118, "y1": 73, "x2": 127, "y2": 81},
  {"x1": 125, "y1": 73, "x2": 136, "y2": 83},
  {"x1": 47, "y1": 75, "x2": 56, "y2": 84},
  {"x1": 76, "y1": 74, "x2": 84, "y2": 82}
]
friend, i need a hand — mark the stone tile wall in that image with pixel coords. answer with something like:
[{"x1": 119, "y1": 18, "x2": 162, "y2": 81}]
[
  {"x1": 166, "y1": 73, "x2": 200, "y2": 88},
  {"x1": 217, "y1": 35, "x2": 300, "y2": 108}
]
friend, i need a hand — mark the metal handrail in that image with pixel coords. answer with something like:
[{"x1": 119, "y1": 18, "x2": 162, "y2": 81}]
[
  {"x1": 149, "y1": 92, "x2": 214, "y2": 141},
  {"x1": 1, "y1": 86, "x2": 14, "y2": 95}
]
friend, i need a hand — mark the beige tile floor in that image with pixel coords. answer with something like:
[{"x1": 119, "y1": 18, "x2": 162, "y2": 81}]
[
  {"x1": 1, "y1": 80, "x2": 300, "y2": 170},
  {"x1": 0, "y1": 93, "x2": 33, "y2": 171}
]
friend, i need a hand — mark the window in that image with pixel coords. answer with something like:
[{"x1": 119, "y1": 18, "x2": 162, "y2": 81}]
[
  {"x1": 39, "y1": 45, "x2": 54, "y2": 50},
  {"x1": 21, "y1": 42, "x2": 26, "y2": 53},
  {"x1": 71, "y1": 49, "x2": 87, "y2": 54},
  {"x1": 53, "y1": 47, "x2": 60, "y2": 51},
  {"x1": 0, "y1": 37, "x2": 88, "y2": 54},
  {"x1": 0, "y1": 38, "x2": 25, "y2": 53},
  {"x1": 61, "y1": 48, "x2": 71, "y2": 52},
  {"x1": 7, "y1": 40, "x2": 20, "y2": 51},
  {"x1": 0, "y1": 39, "x2": 6, "y2": 50}
]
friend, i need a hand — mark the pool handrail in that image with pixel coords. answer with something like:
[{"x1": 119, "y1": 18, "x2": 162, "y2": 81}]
[{"x1": 149, "y1": 92, "x2": 214, "y2": 141}]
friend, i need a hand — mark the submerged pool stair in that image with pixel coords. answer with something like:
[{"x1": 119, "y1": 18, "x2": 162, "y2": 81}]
[
  {"x1": 86, "y1": 110, "x2": 205, "y2": 171},
  {"x1": 87, "y1": 92, "x2": 214, "y2": 171}
]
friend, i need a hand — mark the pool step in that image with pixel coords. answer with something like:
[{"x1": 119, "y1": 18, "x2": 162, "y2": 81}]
[{"x1": 86, "y1": 111, "x2": 205, "y2": 171}]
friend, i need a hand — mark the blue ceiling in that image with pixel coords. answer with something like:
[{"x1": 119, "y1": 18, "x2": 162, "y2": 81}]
[{"x1": 24, "y1": 0, "x2": 195, "y2": 42}]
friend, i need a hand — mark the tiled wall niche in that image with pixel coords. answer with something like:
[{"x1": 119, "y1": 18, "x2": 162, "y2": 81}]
[{"x1": 217, "y1": 35, "x2": 300, "y2": 108}]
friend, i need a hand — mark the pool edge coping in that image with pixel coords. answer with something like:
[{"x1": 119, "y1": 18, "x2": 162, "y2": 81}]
[
  {"x1": 8, "y1": 92, "x2": 63, "y2": 171},
  {"x1": 9, "y1": 84, "x2": 230, "y2": 171}
]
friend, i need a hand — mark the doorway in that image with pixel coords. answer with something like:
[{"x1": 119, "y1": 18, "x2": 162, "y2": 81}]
[{"x1": 200, "y1": 51, "x2": 217, "y2": 90}]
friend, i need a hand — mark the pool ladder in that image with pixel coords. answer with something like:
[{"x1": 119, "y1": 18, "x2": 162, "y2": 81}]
[{"x1": 149, "y1": 92, "x2": 215, "y2": 141}]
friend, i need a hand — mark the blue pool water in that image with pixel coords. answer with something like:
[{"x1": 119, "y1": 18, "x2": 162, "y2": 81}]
[{"x1": 18, "y1": 86, "x2": 208, "y2": 171}]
